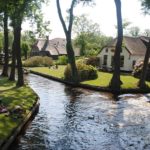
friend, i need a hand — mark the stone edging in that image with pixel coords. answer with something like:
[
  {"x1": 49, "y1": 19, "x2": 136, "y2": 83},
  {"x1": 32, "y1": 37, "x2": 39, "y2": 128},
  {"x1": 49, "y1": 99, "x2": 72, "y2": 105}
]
[
  {"x1": 0, "y1": 97, "x2": 40, "y2": 150},
  {"x1": 30, "y1": 70, "x2": 150, "y2": 94}
]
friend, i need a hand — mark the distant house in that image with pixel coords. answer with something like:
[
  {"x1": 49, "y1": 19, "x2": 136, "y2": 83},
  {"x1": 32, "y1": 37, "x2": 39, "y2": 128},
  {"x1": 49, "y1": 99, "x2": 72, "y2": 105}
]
[
  {"x1": 98, "y1": 36, "x2": 150, "y2": 72},
  {"x1": 31, "y1": 37, "x2": 80, "y2": 59}
]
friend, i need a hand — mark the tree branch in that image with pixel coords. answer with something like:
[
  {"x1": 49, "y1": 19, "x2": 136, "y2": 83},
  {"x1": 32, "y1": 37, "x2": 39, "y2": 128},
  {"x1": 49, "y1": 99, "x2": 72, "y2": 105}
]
[
  {"x1": 68, "y1": 0, "x2": 76, "y2": 35},
  {"x1": 56, "y1": 0, "x2": 68, "y2": 36}
]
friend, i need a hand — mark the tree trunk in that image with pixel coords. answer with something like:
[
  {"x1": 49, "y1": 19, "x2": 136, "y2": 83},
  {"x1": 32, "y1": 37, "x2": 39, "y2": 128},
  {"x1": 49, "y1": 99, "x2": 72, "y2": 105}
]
[
  {"x1": 56, "y1": 0, "x2": 79, "y2": 83},
  {"x1": 66, "y1": 37, "x2": 79, "y2": 83},
  {"x1": 9, "y1": 41, "x2": 16, "y2": 81},
  {"x1": 14, "y1": 24, "x2": 24, "y2": 86},
  {"x1": 138, "y1": 40, "x2": 150, "y2": 88},
  {"x1": 1, "y1": 11, "x2": 9, "y2": 77},
  {"x1": 109, "y1": 0, "x2": 123, "y2": 93},
  {"x1": 80, "y1": 35, "x2": 86, "y2": 56}
]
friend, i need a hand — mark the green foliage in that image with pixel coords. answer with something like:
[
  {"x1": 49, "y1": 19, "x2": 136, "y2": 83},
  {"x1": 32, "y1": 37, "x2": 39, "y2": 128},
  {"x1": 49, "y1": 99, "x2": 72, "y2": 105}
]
[
  {"x1": 21, "y1": 42, "x2": 30, "y2": 59},
  {"x1": 24, "y1": 56, "x2": 53, "y2": 67},
  {"x1": 64, "y1": 62, "x2": 98, "y2": 82},
  {"x1": 56, "y1": 55, "x2": 68, "y2": 65},
  {"x1": 129, "y1": 26, "x2": 140, "y2": 37},
  {"x1": 141, "y1": 0, "x2": 150, "y2": 14},
  {"x1": 21, "y1": 30, "x2": 36, "y2": 46},
  {"x1": 132, "y1": 61, "x2": 150, "y2": 81},
  {"x1": 73, "y1": 14, "x2": 112, "y2": 56},
  {"x1": 144, "y1": 29, "x2": 150, "y2": 37}
]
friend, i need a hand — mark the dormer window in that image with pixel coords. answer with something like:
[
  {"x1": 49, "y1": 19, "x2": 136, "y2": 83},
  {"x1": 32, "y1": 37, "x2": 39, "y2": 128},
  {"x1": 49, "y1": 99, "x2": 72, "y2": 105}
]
[{"x1": 111, "y1": 49, "x2": 115, "y2": 52}]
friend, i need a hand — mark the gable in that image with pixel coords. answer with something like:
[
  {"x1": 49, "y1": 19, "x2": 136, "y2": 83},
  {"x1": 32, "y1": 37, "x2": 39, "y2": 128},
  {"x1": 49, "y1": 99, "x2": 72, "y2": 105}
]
[{"x1": 98, "y1": 36, "x2": 148, "y2": 56}]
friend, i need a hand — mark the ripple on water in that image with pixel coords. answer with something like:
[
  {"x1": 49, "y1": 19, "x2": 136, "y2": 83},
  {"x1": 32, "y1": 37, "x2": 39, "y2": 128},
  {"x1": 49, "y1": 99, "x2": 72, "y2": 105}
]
[{"x1": 12, "y1": 74, "x2": 150, "y2": 150}]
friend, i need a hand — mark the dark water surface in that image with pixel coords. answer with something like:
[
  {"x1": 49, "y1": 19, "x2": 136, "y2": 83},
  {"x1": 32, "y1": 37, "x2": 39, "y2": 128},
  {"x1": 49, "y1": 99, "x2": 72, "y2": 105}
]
[{"x1": 13, "y1": 74, "x2": 150, "y2": 150}]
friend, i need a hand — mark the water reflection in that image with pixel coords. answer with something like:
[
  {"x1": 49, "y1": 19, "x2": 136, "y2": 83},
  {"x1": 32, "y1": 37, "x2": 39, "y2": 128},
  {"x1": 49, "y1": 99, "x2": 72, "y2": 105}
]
[{"x1": 12, "y1": 74, "x2": 150, "y2": 150}]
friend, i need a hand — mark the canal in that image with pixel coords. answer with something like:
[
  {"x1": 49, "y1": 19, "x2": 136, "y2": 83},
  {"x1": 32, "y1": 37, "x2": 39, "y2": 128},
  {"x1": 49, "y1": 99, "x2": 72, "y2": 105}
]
[{"x1": 13, "y1": 74, "x2": 150, "y2": 150}]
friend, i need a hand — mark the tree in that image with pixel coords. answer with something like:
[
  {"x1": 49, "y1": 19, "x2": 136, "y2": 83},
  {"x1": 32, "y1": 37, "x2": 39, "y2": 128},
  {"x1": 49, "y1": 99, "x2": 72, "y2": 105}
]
[
  {"x1": 56, "y1": 0, "x2": 94, "y2": 83},
  {"x1": 22, "y1": 30, "x2": 36, "y2": 45},
  {"x1": 144, "y1": 29, "x2": 150, "y2": 37},
  {"x1": 138, "y1": 39, "x2": 150, "y2": 88},
  {"x1": 73, "y1": 14, "x2": 102, "y2": 56},
  {"x1": 0, "y1": 0, "x2": 9, "y2": 77},
  {"x1": 0, "y1": 32, "x2": 3, "y2": 52},
  {"x1": 138, "y1": 0, "x2": 150, "y2": 88},
  {"x1": 115, "y1": 19, "x2": 131, "y2": 35},
  {"x1": 9, "y1": 0, "x2": 28, "y2": 86},
  {"x1": 109, "y1": 0, "x2": 123, "y2": 93},
  {"x1": 129, "y1": 26, "x2": 140, "y2": 37},
  {"x1": 56, "y1": 0, "x2": 79, "y2": 83},
  {"x1": 74, "y1": 33, "x2": 112, "y2": 56},
  {"x1": 141, "y1": 0, "x2": 150, "y2": 14},
  {"x1": 9, "y1": 0, "x2": 48, "y2": 86},
  {"x1": 21, "y1": 42, "x2": 30, "y2": 59}
]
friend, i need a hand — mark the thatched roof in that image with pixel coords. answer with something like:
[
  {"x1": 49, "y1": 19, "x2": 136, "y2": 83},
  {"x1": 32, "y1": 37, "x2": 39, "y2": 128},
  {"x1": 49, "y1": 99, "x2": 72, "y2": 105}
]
[
  {"x1": 33, "y1": 38, "x2": 80, "y2": 56},
  {"x1": 106, "y1": 36, "x2": 148, "y2": 56}
]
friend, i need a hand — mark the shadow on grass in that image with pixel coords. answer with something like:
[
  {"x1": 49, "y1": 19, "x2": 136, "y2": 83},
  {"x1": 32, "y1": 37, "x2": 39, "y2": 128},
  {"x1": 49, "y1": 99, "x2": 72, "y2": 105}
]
[
  {"x1": 0, "y1": 76, "x2": 16, "y2": 92},
  {"x1": 0, "y1": 76, "x2": 37, "y2": 142}
]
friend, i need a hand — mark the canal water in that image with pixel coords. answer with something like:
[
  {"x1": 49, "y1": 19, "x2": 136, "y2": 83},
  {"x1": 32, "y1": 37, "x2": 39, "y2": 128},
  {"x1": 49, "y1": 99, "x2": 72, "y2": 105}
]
[{"x1": 13, "y1": 74, "x2": 150, "y2": 150}]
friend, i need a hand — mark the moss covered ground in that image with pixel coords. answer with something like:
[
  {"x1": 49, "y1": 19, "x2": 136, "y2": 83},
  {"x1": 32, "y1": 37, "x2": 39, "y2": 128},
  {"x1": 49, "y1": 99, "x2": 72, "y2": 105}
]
[{"x1": 0, "y1": 77, "x2": 37, "y2": 144}]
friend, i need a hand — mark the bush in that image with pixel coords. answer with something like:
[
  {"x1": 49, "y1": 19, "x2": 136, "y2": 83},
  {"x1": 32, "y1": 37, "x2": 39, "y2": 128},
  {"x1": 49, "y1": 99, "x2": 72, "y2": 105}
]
[
  {"x1": 86, "y1": 56, "x2": 100, "y2": 67},
  {"x1": 64, "y1": 62, "x2": 98, "y2": 82},
  {"x1": 24, "y1": 56, "x2": 53, "y2": 67},
  {"x1": 132, "y1": 61, "x2": 150, "y2": 81},
  {"x1": 76, "y1": 58, "x2": 87, "y2": 64},
  {"x1": 56, "y1": 55, "x2": 68, "y2": 65}
]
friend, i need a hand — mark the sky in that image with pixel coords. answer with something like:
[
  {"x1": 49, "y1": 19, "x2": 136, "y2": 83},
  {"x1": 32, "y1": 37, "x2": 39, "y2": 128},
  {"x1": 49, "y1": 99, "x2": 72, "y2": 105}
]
[{"x1": 23, "y1": 0, "x2": 150, "y2": 39}]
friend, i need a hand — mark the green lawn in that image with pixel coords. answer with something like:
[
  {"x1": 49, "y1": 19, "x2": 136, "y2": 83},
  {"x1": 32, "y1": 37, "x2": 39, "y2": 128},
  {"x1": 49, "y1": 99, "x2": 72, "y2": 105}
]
[
  {"x1": 29, "y1": 66, "x2": 150, "y2": 89},
  {"x1": 0, "y1": 77, "x2": 37, "y2": 143},
  {"x1": 83, "y1": 72, "x2": 150, "y2": 89},
  {"x1": 30, "y1": 66, "x2": 66, "y2": 78}
]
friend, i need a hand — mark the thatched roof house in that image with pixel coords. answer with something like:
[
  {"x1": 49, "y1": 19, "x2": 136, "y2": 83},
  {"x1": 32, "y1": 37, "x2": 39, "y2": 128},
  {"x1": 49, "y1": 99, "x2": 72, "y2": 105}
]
[
  {"x1": 98, "y1": 36, "x2": 149, "y2": 71},
  {"x1": 31, "y1": 37, "x2": 80, "y2": 59}
]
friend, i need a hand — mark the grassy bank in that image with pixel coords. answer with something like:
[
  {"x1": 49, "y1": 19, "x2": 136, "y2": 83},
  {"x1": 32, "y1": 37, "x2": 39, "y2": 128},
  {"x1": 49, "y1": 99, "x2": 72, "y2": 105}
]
[
  {"x1": 0, "y1": 77, "x2": 38, "y2": 144},
  {"x1": 29, "y1": 66, "x2": 150, "y2": 89}
]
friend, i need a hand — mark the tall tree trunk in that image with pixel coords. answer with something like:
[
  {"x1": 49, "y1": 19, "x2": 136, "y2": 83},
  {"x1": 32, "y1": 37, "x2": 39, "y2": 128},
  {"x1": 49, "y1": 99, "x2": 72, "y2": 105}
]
[
  {"x1": 9, "y1": 41, "x2": 16, "y2": 81},
  {"x1": 80, "y1": 34, "x2": 86, "y2": 56},
  {"x1": 109, "y1": 0, "x2": 123, "y2": 93},
  {"x1": 56, "y1": 0, "x2": 79, "y2": 83},
  {"x1": 1, "y1": 11, "x2": 9, "y2": 77},
  {"x1": 66, "y1": 36, "x2": 79, "y2": 83},
  {"x1": 14, "y1": 24, "x2": 24, "y2": 86},
  {"x1": 138, "y1": 40, "x2": 150, "y2": 88}
]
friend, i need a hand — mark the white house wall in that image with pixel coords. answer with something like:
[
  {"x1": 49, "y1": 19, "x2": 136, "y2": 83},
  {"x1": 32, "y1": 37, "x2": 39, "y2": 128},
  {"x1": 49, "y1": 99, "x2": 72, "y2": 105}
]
[{"x1": 98, "y1": 47, "x2": 143, "y2": 71}]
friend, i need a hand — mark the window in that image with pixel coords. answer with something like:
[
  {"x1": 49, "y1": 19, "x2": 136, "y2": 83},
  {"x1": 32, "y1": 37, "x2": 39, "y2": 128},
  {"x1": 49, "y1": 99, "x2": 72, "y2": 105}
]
[
  {"x1": 120, "y1": 56, "x2": 124, "y2": 67},
  {"x1": 111, "y1": 56, "x2": 114, "y2": 67},
  {"x1": 120, "y1": 48, "x2": 122, "y2": 53},
  {"x1": 132, "y1": 60, "x2": 136, "y2": 68},
  {"x1": 105, "y1": 48, "x2": 108, "y2": 53},
  {"x1": 103, "y1": 55, "x2": 107, "y2": 66},
  {"x1": 111, "y1": 49, "x2": 115, "y2": 52}
]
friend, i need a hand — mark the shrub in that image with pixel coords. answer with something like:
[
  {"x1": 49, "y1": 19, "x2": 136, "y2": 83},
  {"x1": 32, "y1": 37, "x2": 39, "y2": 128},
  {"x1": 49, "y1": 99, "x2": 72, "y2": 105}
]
[
  {"x1": 132, "y1": 61, "x2": 150, "y2": 81},
  {"x1": 86, "y1": 56, "x2": 100, "y2": 67},
  {"x1": 56, "y1": 55, "x2": 68, "y2": 65},
  {"x1": 24, "y1": 56, "x2": 53, "y2": 67},
  {"x1": 64, "y1": 62, "x2": 98, "y2": 82},
  {"x1": 76, "y1": 58, "x2": 87, "y2": 64}
]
